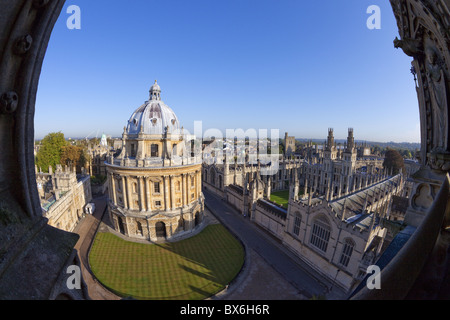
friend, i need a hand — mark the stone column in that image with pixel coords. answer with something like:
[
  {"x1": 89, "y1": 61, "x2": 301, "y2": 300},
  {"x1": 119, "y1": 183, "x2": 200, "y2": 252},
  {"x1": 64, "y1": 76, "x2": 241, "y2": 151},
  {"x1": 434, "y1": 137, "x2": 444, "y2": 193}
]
[
  {"x1": 182, "y1": 173, "x2": 186, "y2": 207},
  {"x1": 126, "y1": 176, "x2": 133, "y2": 210},
  {"x1": 110, "y1": 173, "x2": 117, "y2": 205},
  {"x1": 169, "y1": 175, "x2": 175, "y2": 210},
  {"x1": 122, "y1": 176, "x2": 128, "y2": 209},
  {"x1": 145, "y1": 177, "x2": 151, "y2": 211},
  {"x1": 196, "y1": 170, "x2": 201, "y2": 199},
  {"x1": 139, "y1": 176, "x2": 145, "y2": 212},
  {"x1": 188, "y1": 173, "x2": 193, "y2": 203},
  {"x1": 164, "y1": 175, "x2": 170, "y2": 211}
]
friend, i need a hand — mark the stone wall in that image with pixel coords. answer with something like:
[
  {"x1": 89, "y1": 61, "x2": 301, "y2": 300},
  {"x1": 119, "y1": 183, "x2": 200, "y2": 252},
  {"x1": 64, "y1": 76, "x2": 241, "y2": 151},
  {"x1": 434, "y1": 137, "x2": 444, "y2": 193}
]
[
  {"x1": 253, "y1": 199, "x2": 286, "y2": 239},
  {"x1": 44, "y1": 175, "x2": 92, "y2": 232}
]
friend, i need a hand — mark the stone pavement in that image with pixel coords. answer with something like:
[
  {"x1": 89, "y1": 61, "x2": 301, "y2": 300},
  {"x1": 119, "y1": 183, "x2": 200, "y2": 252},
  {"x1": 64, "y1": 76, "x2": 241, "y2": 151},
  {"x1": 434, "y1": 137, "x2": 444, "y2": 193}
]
[
  {"x1": 72, "y1": 195, "x2": 121, "y2": 300},
  {"x1": 203, "y1": 190, "x2": 347, "y2": 300},
  {"x1": 217, "y1": 248, "x2": 306, "y2": 300}
]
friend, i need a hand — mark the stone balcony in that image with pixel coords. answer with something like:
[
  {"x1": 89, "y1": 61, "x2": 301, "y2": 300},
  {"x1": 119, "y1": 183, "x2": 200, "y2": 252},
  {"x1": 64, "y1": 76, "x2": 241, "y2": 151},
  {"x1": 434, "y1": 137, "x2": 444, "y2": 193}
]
[{"x1": 109, "y1": 155, "x2": 203, "y2": 169}]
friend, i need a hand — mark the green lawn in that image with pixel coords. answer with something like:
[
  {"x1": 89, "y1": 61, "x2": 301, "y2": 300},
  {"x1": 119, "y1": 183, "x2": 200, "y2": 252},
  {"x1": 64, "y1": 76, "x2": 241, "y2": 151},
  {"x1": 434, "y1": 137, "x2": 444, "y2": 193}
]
[
  {"x1": 270, "y1": 189, "x2": 304, "y2": 208},
  {"x1": 89, "y1": 224, "x2": 244, "y2": 300},
  {"x1": 270, "y1": 190, "x2": 290, "y2": 207}
]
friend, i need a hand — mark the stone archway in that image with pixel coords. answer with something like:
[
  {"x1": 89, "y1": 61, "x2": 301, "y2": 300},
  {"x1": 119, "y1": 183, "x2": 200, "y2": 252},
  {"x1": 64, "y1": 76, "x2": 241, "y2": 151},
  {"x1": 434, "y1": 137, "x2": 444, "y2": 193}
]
[
  {"x1": 0, "y1": 0, "x2": 88, "y2": 300},
  {"x1": 155, "y1": 221, "x2": 167, "y2": 239},
  {"x1": 389, "y1": 0, "x2": 450, "y2": 227},
  {"x1": 0, "y1": 0, "x2": 449, "y2": 300},
  {"x1": 194, "y1": 211, "x2": 200, "y2": 227},
  {"x1": 117, "y1": 216, "x2": 125, "y2": 234}
]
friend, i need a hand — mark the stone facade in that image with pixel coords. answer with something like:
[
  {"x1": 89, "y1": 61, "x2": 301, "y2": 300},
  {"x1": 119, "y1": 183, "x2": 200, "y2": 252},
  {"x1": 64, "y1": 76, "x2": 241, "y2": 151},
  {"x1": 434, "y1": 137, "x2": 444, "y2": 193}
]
[
  {"x1": 37, "y1": 164, "x2": 92, "y2": 232},
  {"x1": 202, "y1": 128, "x2": 407, "y2": 292},
  {"x1": 106, "y1": 82, "x2": 205, "y2": 242},
  {"x1": 204, "y1": 128, "x2": 388, "y2": 205},
  {"x1": 281, "y1": 174, "x2": 403, "y2": 291},
  {"x1": 88, "y1": 141, "x2": 110, "y2": 177},
  {"x1": 284, "y1": 132, "x2": 296, "y2": 157}
]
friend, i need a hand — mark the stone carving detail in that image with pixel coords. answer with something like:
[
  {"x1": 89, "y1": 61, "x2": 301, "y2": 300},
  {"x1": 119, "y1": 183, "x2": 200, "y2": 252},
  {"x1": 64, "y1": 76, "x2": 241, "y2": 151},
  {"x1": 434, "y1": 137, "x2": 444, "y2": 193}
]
[
  {"x1": 425, "y1": 43, "x2": 448, "y2": 151},
  {"x1": 412, "y1": 183, "x2": 434, "y2": 210},
  {"x1": 393, "y1": 36, "x2": 423, "y2": 58},
  {"x1": 390, "y1": 0, "x2": 450, "y2": 173},
  {"x1": 13, "y1": 34, "x2": 33, "y2": 55},
  {"x1": 427, "y1": 150, "x2": 450, "y2": 171},
  {"x1": 0, "y1": 91, "x2": 18, "y2": 114}
]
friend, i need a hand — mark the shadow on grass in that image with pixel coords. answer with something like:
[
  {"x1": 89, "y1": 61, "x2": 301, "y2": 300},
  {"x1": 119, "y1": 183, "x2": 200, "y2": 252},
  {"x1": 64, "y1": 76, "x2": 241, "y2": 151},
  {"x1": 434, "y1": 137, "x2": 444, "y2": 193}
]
[
  {"x1": 89, "y1": 224, "x2": 244, "y2": 300},
  {"x1": 178, "y1": 264, "x2": 217, "y2": 283},
  {"x1": 188, "y1": 284, "x2": 221, "y2": 299},
  {"x1": 152, "y1": 224, "x2": 245, "y2": 296}
]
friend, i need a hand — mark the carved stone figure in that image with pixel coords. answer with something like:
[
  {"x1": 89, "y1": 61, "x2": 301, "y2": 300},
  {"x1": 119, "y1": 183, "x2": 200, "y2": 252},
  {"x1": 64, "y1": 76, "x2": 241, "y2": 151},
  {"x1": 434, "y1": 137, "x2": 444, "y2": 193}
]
[
  {"x1": 393, "y1": 36, "x2": 424, "y2": 58},
  {"x1": 424, "y1": 45, "x2": 448, "y2": 151}
]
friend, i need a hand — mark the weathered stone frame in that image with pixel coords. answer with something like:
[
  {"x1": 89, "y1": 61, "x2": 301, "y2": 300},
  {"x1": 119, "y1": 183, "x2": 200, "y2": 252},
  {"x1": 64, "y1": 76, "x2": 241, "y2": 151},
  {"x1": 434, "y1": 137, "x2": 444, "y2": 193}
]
[{"x1": 0, "y1": 0, "x2": 88, "y2": 299}]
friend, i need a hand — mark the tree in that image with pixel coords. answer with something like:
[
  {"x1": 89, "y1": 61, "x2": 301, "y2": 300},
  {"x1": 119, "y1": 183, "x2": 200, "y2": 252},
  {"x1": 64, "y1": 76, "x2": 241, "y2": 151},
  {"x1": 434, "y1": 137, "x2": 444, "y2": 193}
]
[
  {"x1": 35, "y1": 132, "x2": 68, "y2": 173},
  {"x1": 383, "y1": 148, "x2": 406, "y2": 175},
  {"x1": 60, "y1": 145, "x2": 89, "y2": 172}
]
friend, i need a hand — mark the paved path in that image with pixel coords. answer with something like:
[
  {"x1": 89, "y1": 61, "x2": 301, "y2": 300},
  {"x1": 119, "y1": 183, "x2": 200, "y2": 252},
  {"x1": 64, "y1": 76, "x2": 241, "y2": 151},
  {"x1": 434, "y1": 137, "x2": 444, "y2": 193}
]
[
  {"x1": 72, "y1": 191, "x2": 347, "y2": 300},
  {"x1": 203, "y1": 190, "x2": 347, "y2": 300},
  {"x1": 73, "y1": 195, "x2": 121, "y2": 300}
]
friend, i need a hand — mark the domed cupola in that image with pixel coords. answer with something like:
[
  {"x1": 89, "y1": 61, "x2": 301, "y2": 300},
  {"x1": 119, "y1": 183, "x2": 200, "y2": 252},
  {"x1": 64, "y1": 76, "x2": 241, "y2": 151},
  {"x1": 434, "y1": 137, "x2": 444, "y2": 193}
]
[
  {"x1": 149, "y1": 80, "x2": 161, "y2": 101},
  {"x1": 126, "y1": 81, "x2": 181, "y2": 136},
  {"x1": 106, "y1": 80, "x2": 205, "y2": 243}
]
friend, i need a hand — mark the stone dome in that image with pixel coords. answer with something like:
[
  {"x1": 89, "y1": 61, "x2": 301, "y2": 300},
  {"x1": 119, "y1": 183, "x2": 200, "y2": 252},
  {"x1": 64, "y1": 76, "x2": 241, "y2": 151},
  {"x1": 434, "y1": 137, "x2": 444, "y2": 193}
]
[
  {"x1": 149, "y1": 80, "x2": 161, "y2": 92},
  {"x1": 126, "y1": 81, "x2": 181, "y2": 135}
]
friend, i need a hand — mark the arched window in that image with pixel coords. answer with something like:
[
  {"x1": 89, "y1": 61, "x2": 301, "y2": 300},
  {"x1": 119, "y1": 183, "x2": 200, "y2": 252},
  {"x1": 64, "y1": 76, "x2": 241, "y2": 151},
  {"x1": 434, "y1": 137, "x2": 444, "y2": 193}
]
[
  {"x1": 339, "y1": 238, "x2": 355, "y2": 267},
  {"x1": 136, "y1": 220, "x2": 143, "y2": 236},
  {"x1": 155, "y1": 221, "x2": 166, "y2": 239},
  {"x1": 117, "y1": 216, "x2": 125, "y2": 234},
  {"x1": 310, "y1": 216, "x2": 331, "y2": 253},
  {"x1": 194, "y1": 212, "x2": 201, "y2": 227},
  {"x1": 293, "y1": 212, "x2": 301, "y2": 236},
  {"x1": 151, "y1": 144, "x2": 159, "y2": 157}
]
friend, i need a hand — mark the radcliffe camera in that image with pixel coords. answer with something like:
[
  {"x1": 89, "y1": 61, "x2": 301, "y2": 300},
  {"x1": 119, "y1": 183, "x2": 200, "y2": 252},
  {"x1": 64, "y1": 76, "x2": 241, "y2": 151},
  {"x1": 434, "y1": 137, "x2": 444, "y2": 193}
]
[{"x1": 0, "y1": 0, "x2": 449, "y2": 311}]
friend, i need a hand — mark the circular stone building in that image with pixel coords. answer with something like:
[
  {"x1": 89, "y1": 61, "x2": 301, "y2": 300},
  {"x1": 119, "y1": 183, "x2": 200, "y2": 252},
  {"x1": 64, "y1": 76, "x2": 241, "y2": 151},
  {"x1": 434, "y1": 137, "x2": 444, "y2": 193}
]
[{"x1": 106, "y1": 81, "x2": 204, "y2": 241}]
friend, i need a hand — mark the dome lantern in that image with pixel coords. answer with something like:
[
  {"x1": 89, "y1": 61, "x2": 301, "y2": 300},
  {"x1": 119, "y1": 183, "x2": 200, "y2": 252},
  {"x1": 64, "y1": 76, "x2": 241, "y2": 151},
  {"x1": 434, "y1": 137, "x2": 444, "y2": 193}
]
[{"x1": 149, "y1": 80, "x2": 161, "y2": 101}]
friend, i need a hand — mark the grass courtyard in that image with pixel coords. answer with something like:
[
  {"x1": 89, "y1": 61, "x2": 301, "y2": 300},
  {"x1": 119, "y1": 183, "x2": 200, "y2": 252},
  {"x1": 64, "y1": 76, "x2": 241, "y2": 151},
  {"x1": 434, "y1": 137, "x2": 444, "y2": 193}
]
[
  {"x1": 269, "y1": 188, "x2": 305, "y2": 208},
  {"x1": 269, "y1": 190, "x2": 290, "y2": 207},
  {"x1": 89, "y1": 224, "x2": 244, "y2": 300}
]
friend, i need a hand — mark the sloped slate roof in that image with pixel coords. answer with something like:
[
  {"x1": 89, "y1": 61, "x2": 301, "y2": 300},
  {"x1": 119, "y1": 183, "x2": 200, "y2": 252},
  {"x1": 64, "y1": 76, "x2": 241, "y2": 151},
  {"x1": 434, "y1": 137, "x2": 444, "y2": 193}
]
[{"x1": 329, "y1": 175, "x2": 401, "y2": 220}]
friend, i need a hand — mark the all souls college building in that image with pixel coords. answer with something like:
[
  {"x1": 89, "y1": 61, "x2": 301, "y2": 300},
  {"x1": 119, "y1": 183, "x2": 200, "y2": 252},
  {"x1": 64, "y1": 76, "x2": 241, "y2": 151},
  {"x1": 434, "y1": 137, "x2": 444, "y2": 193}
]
[
  {"x1": 105, "y1": 81, "x2": 205, "y2": 241},
  {"x1": 203, "y1": 128, "x2": 407, "y2": 292}
]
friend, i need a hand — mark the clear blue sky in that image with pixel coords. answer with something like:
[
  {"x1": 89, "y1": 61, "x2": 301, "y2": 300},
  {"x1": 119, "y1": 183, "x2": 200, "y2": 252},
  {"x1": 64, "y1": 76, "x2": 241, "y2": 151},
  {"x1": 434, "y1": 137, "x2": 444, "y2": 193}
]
[{"x1": 35, "y1": 0, "x2": 420, "y2": 143}]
